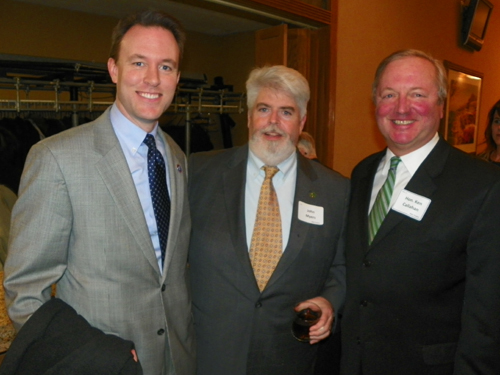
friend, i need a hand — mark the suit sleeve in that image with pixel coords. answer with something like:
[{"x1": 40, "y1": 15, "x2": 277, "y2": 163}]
[
  {"x1": 454, "y1": 179, "x2": 500, "y2": 375},
  {"x1": 320, "y1": 177, "x2": 350, "y2": 326},
  {"x1": 4, "y1": 143, "x2": 73, "y2": 330}
]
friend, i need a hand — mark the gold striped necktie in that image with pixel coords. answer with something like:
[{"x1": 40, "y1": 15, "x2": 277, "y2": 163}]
[{"x1": 249, "y1": 166, "x2": 283, "y2": 291}]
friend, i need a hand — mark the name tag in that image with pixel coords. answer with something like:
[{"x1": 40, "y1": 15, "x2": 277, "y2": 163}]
[
  {"x1": 298, "y1": 201, "x2": 324, "y2": 225},
  {"x1": 392, "y1": 189, "x2": 431, "y2": 221}
]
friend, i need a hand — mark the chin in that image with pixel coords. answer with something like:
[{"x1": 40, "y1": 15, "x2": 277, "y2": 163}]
[{"x1": 250, "y1": 138, "x2": 295, "y2": 166}]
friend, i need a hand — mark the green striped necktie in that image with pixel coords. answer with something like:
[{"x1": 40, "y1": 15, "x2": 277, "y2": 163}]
[{"x1": 368, "y1": 156, "x2": 401, "y2": 244}]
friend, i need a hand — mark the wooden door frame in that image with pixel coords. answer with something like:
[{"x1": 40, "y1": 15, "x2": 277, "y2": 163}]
[{"x1": 219, "y1": 0, "x2": 338, "y2": 167}]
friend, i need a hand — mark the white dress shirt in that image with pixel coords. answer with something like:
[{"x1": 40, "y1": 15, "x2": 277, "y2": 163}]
[
  {"x1": 369, "y1": 133, "x2": 439, "y2": 214},
  {"x1": 245, "y1": 150, "x2": 297, "y2": 252},
  {"x1": 110, "y1": 103, "x2": 171, "y2": 272}
]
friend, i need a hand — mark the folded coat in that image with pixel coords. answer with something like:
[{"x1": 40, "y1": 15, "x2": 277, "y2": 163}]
[{"x1": 0, "y1": 298, "x2": 142, "y2": 375}]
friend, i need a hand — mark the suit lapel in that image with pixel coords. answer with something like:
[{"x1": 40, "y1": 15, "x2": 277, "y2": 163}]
[
  {"x1": 222, "y1": 146, "x2": 256, "y2": 281},
  {"x1": 265, "y1": 154, "x2": 314, "y2": 290},
  {"x1": 355, "y1": 153, "x2": 383, "y2": 251},
  {"x1": 158, "y1": 131, "x2": 186, "y2": 279},
  {"x1": 94, "y1": 111, "x2": 160, "y2": 273},
  {"x1": 370, "y1": 139, "x2": 449, "y2": 249}
]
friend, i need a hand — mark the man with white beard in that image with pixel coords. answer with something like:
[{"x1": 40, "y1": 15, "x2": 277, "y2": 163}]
[{"x1": 188, "y1": 65, "x2": 350, "y2": 375}]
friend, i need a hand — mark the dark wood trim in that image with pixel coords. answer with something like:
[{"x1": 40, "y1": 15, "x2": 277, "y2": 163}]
[{"x1": 219, "y1": 0, "x2": 331, "y2": 26}]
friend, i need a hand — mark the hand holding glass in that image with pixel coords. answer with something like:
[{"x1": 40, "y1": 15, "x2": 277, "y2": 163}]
[{"x1": 292, "y1": 302, "x2": 322, "y2": 342}]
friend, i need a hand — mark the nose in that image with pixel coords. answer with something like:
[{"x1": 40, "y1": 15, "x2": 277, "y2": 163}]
[
  {"x1": 144, "y1": 66, "x2": 160, "y2": 87},
  {"x1": 269, "y1": 110, "x2": 279, "y2": 125},
  {"x1": 396, "y1": 96, "x2": 410, "y2": 114}
]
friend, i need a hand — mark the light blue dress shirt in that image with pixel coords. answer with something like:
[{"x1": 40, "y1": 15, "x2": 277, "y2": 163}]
[
  {"x1": 110, "y1": 103, "x2": 171, "y2": 272},
  {"x1": 245, "y1": 150, "x2": 297, "y2": 252}
]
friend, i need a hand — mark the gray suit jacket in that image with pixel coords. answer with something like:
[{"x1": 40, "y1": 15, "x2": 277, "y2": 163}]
[
  {"x1": 341, "y1": 139, "x2": 500, "y2": 375},
  {"x1": 188, "y1": 145, "x2": 349, "y2": 375},
  {"x1": 4, "y1": 109, "x2": 196, "y2": 375}
]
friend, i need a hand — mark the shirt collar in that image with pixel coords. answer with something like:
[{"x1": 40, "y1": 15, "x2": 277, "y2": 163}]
[
  {"x1": 247, "y1": 149, "x2": 297, "y2": 182},
  {"x1": 384, "y1": 133, "x2": 439, "y2": 176},
  {"x1": 110, "y1": 102, "x2": 159, "y2": 155}
]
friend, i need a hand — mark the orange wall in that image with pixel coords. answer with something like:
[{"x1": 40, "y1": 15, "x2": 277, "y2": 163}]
[
  {"x1": 0, "y1": 0, "x2": 254, "y2": 85},
  {"x1": 0, "y1": 0, "x2": 116, "y2": 62},
  {"x1": 333, "y1": 0, "x2": 500, "y2": 176}
]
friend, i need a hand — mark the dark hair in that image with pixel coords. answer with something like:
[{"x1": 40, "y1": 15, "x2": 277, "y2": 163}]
[
  {"x1": 109, "y1": 9, "x2": 186, "y2": 63},
  {"x1": 484, "y1": 100, "x2": 500, "y2": 150},
  {"x1": 372, "y1": 49, "x2": 447, "y2": 105}
]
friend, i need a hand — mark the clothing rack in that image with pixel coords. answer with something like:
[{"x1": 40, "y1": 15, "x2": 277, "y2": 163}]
[
  {"x1": 0, "y1": 75, "x2": 246, "y2": 155},
  {"x1": 169, "y1": 87, "x2": 245, "y2": 154},
  {"x1": 0, "y1": 77, "x2": 114, "y2": 123}
]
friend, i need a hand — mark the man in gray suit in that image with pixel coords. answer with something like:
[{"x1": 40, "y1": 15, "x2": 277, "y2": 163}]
[
  {"x1": 4, "y1": 10, "x2": 195, "y2": 375},
  {"x1": 189, "y1": 65, "x2": 349, "y2": 375}
]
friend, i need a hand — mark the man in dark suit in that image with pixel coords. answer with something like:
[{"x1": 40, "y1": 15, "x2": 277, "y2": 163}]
[
  {"x1": 4, "y1": 10, "x2": 195, "y2": 375},
  {"x1": 189, "y1": 65, "x2": 349, "y2": 375},
  {"x1": 341, "y1": 49, "x2": 500, "y2": 375}
]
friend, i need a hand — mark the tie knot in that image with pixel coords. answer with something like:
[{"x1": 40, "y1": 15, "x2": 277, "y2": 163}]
[
  {"x1": 389, "y1": 156, "x2": 401, "y2": 171},
  {"x1": 144, "y1": 134, "x2": 157, "y2": 150},
  {"x1": 263, "y1": 166, "x2": 279, "y2": 180}
]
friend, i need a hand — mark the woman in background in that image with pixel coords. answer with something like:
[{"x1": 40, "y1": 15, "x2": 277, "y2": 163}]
[{"x1": 478, "y1": 100, "x2": 500, "y2": 167}]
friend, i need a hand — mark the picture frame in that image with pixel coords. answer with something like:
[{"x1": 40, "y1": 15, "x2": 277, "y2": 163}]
[{"x1": 441, "y1": 61, "x2": 483, "y2": 153}]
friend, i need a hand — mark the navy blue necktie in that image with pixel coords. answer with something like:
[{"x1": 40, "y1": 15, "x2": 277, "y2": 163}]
[{"x1": 144, "y1": 134, "x2": 170, "y2": 268}]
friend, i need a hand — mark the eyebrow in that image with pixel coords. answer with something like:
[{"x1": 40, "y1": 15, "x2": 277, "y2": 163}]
[
  {"x1": 256, "y1": 102, "x2": 296, "y2": 111},
  {"x1": 380, "y1": 86, "x2": 427, "y2": 91},
  {"x1": 129, "y1": 54, "x2": 178, "y2": 66}
]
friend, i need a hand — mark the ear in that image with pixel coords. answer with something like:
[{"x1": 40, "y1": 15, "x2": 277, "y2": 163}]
[
  {"x1": 439, "y1": 103, "x2": 444, "y2": 119},
  {"x1": 299, "y1": 115, "x2": 307, "y2": 132},
  {"x1": 107, "y1": 58, "x2": 118, "y2": 84}
]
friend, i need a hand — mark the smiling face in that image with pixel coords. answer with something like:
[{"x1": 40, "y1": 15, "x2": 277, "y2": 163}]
[
  {"x1": 248, "y1": 87, "x2": 306, "y2": 166},
  {"x1": 108, "y1": 25, "x2": 180, "y2": 132},
  {"x1": 375, "y1": 56, "x2": 444, "y2": 156}
]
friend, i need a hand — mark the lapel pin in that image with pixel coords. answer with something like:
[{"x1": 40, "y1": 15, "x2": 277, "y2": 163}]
[
  {"x1": 177, "y1": 164, "x2": 182, "y2": 173},
  {"x1": 309, "y1": 192, "x2": 317, "y2": 198}
]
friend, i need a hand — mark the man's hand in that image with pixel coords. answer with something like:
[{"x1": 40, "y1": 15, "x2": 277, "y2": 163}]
[{"x1": 294, "y1": 296, "x2": 334, "y2": 344}]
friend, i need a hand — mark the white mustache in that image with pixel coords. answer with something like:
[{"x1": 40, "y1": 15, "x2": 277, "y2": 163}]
[{"x1": 259, "y1": 125, "x2": 286, "y2": 137}]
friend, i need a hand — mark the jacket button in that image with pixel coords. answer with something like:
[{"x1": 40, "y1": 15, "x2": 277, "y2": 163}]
[
  {"x1": 363, "y1": 260, "x2": 372, "y2": 267},
  {"x1": 157, "y1": 329, "x2": 165, "y2": 335},
  {"x1": 360, "y1": 300, "x2": 368, "y2": 307},
  {"x1": 255, "y1": 302, "x2": 262, "y2": 308},
  {"x1": 161, "y1": 284, "x2": 166, "y2": 292}
]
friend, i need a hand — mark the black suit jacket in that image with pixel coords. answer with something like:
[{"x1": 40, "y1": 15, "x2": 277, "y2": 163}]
[
  {"x1": 341, "y1": 139, "x2": 500, "y2": 375},
  {"x1": 188, "y1": 145, "x2": 350, "y2": 375},
  {"x1": 0, "y1": 298, "x2": 142, "y2": 375}
]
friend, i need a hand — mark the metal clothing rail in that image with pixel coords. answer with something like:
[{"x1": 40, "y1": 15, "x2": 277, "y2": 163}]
[
  {"x1": 0, "y1": 77, "x2": 246, "y2": 155},
  {"x1": 0, "y1": 77, "x2": 114, "y2": 116},
  {"x1": 170, "y1": 87, "x2": 245, "y2": 154}
]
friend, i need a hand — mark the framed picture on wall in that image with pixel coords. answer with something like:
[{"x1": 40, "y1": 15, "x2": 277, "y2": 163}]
[{"x1": 441, "y1": 61, "x2": 483, "y2": 154}]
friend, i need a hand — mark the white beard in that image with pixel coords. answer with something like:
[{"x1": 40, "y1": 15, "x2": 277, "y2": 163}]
[{"x1": 249, "y1": 126, "x2": 297, "y2": 166}]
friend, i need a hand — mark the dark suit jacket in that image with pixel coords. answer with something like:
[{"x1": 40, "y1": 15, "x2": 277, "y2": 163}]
[
  {"x1": 0, "y1": 298, "x2": 142, "y2": 375},
  {"x1": 341, "y1": 139, "x2": 500, "y2": 375},
  {"x1": 188, "y1": 145, "x2": 350, "y2": 375}
]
